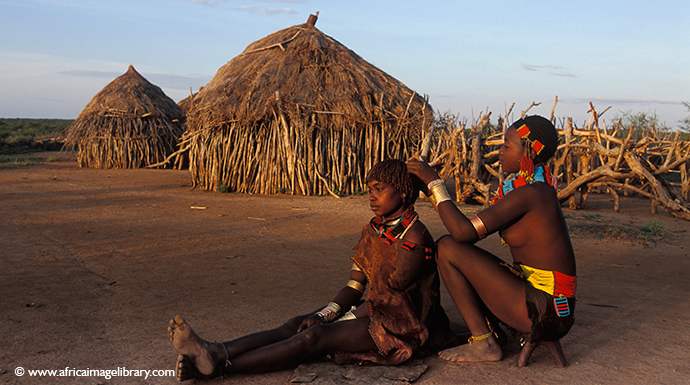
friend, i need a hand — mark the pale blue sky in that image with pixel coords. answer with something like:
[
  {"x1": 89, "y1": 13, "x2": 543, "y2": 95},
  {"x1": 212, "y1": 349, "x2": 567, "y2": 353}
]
[{"x1": 1, "y1": 0, "x2": 688, "y2": 128}]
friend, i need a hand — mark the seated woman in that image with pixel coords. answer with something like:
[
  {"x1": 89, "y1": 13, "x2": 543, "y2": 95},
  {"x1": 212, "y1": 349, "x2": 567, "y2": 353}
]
[
  {"x1": 407, "y1": 115, "x2": 576, "y2": 366},
  {"x1": 167, "y1": 159, "x2": 456, "y2": 381}
]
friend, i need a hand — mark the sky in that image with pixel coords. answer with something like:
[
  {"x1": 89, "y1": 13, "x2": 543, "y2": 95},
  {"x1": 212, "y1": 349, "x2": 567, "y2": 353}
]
[{"x1": 1, "y1": 0, "x2": 688, "y2": 128}]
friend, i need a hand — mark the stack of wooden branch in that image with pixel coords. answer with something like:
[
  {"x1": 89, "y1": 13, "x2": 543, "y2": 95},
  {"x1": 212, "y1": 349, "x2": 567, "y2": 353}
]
[
  {"x1": 425, "y1": 104, "x2": 690, "y2": 220},
  {"x1": 552, "y1": 115, "x2": 690, "y2": 220}
]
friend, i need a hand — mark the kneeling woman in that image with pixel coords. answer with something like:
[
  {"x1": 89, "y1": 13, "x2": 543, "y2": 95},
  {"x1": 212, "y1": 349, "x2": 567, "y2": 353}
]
[
  {"x1": 408, "y1": 115, "x2": 577, "y2": 365},
  {"x1": 167, "y1": 159, "x2": 455, "y2": 381}
]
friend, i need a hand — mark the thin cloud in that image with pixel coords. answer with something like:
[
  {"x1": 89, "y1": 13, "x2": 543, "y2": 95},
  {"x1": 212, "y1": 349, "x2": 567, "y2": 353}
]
[
  {"x1": 59, "y1": 69, "x2": 211, "y2": 90},
  {"x1": 232, "y1": 5, "x2": 297, "y2": 15},
  {"x1": 179, "y1": 0, "x2": 298, "y2": 14},
  {"x1": 252, "y1": 0, "x2": 308, "y2": 3},
  {"x1": 60, "y1": 69, "x2": 122, "y2": 79},
  {"x1": 519, "y1": 63, "x2": 576, "y2": 78},
  {"x1": 182, "y1": 0, "x2": 224, "y2": 8},
  {"x1": 237, "y1": 4, "x2": 260, "y2": 11},
  {"x1": 264, "y1": 7, "x2": 297, "y2": 15},
  {"x1": 30, "y1": 96, "x2": 72, "y2": 104},
  {"x1": 569, "y1": 97, "x2": 683, "y2": 106}
]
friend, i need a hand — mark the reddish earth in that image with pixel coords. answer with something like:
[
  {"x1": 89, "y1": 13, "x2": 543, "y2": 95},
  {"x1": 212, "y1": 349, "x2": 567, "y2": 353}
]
[{"x1": 2, "y1": 152, "x2": 689, "y2": 384}]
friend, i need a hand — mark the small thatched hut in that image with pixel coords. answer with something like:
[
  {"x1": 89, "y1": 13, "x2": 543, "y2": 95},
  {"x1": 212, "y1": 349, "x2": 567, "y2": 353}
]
[
  {"x1": 177, "y1": 87, "x2": 202, "y2": 114},
  {"x1": 66, "y1": 65, "x2": 185, "y2": 169},
  {"x1": 184, "y1": 16, "x2": 433, "y2": 195}
]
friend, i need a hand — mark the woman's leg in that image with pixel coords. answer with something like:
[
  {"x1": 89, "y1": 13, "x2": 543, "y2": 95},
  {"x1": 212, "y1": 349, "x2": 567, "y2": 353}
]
[
  {"x1": 223, "y1": 317, "x2": 376, "y2": 374},
  {"x1": 169, "y1": 315, "x2": 376, "y2": 377},
  {"x1": 168, "y1": 314, "x2": 309, "y2": 379},
  {"x1": 435, "y1": 236, "x2": 531, "y2": 362},
  {"x1": 223, "y1": 314, "x2": 309, "y2": 358}
]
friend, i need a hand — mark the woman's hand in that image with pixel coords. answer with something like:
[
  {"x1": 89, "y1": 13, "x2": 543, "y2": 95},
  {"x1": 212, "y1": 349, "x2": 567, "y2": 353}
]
[
  {"x1": 406, "y1": 160, "x2": 441, "y2": 195},
  {"x1": 297, "y1": 314, "x2": 323, "y2": 333}
]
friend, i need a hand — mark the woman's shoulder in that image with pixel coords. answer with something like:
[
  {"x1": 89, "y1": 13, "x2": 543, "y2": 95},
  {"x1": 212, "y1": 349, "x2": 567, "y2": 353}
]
[
  {"x1": 517, "y1": 180, "x2": 558, "y2": 195},
  {"x1": 402, "y1": 219, "x2": 433, "y2": 247},
  {"x1": 497, "y1": 180, "x2": 558, "y2": 207}
]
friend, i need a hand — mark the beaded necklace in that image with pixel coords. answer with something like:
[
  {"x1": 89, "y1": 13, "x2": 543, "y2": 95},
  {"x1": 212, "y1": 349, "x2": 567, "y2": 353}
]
[
  {"x1": 370, "y1": 206, "x2": 418, "y2": 245},
  {"x1": 490, "y1": 164, "x2": 558, "y2": 205}
]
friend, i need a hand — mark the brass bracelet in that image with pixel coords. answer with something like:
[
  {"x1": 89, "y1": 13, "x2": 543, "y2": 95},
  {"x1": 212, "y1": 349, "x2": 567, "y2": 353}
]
[
  {"x1": 427, "y1": 179, "x2": 444, "y2": 191},
  {"x1": 346, "y1": 279, "x2": 366, "y2": 293},
  {"x1": 316, "y1": 302, "x2": 343, "y2": 323},
  {"x1": 429, "y1": 183, "x2": 452, "y2": 208},
  {"x1": 336, "y1": 310, "x2": 357, "y2": 322},
  {"x1": 470, "y1": 215, "x2": 488, "y2": 240},
  {"x1": 350, "y1": 262, "x2": 362, "y2": 273},
  {"x1": 427, "y1": 193, "x2": 437, "y2": 206}
]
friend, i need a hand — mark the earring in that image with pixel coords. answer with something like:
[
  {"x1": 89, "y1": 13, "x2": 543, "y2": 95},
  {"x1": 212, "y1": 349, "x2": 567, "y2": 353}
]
[{"x1": 519, "y1": 154, "x2": 535, "y2": 182}]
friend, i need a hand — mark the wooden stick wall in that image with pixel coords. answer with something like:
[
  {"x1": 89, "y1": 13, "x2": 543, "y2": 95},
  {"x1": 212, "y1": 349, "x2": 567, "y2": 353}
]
[{"x1": 426, "y1": 106, "x2": 690, "y2": 220}]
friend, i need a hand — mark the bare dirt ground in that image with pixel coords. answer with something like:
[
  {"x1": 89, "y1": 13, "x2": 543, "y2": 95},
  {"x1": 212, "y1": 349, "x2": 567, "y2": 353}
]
[{"x1": 2, "y1": 152, "x2": 689, "y2": 384}]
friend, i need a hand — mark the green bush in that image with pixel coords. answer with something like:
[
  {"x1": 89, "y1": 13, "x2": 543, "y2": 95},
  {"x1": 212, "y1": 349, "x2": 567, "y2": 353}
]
[
  {"x1": 0, "y1": 118, "x2": 73, "y2": 152},
  {"x1": 640, "y1": 218, "x2": 665, "y2": 240}
]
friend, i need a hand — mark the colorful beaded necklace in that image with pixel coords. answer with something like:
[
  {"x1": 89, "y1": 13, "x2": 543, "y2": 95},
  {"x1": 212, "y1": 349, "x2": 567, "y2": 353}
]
[
  {"x1": 490, "y1": 164, "x2": 558, "y2": 205},
  {"x1": 370, "y1": 205, "x2": 418, "y2": 245}
]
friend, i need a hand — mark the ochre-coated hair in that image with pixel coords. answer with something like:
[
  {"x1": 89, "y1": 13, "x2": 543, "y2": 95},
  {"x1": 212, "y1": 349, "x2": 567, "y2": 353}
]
[
  {"x1": 517, "y1": 115, "x2": 559, "y2": 164},
  {"x1": 365, "y1": 159, "x2": 418, "y2": 207}
]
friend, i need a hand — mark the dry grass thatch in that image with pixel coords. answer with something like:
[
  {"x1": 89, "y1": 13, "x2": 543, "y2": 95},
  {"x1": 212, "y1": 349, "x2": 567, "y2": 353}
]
[
  {"x1": 65, "y1": 65, "x2": 185, "y2": 169},
  {"x1": 183, "y1": 21, "x2": 433, "y2": 195},
  {"x1": 177, "y1": 87, "x2": 201, "y2": 114}
]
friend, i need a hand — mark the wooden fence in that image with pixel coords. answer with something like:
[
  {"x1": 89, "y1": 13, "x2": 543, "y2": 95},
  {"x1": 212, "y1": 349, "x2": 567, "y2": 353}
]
[{"x1": 422, "y1": 102, "x2": 690, "y2": 220}]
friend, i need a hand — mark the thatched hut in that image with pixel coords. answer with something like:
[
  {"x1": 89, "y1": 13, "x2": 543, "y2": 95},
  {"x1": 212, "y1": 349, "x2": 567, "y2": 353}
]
[
  {"x1": 184, "y1": 16, "x2": 433, "y2": 195},
  {"x1": 177, "y1": 87, "x2": 202, "y2": 114},
  {"x1": 66, "y1": 65, "x2": 185, "y2": 169}
]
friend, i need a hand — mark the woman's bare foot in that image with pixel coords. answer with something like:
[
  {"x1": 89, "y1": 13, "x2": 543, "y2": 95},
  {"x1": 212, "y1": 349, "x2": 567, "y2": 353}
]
[
  {"x1": 168, "y1": 315, "x2": 223, "y2": 377},
  {"x1": 175, "y1": 354, "x2": 218, "y2": 382},
  {"x1": 438, "y1": 337, "x2": 503, "y2": 363}
]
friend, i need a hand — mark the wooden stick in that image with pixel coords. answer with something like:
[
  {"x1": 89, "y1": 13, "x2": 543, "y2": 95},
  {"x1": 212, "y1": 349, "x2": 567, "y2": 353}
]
[
  {"x1": 624, "y1": 152, "x2": 690, "y2": 220},
  {"x1": 420, "y1": 123, "x2": 435, "y2": 162},
  {"x1": 521, "y1": 101, "x2": 541, "y2": 118},
  {"x1": 557, "y1": 166, "x2": 634, "y2": 202},
  {"x1": 145, "y1": 144, "x2": 191, "y2": 168},
  {"x1": 240, "y1": 31, "x2": 301, "y2": 56}
]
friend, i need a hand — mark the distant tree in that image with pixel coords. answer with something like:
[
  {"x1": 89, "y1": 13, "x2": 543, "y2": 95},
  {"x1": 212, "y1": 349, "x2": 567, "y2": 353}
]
[
  {"x1": 611, "y1": 109, "x2": 667, "y2": 139},
  {"x1": 679, "y1": 101, "x2": 690, "y2": 134}
]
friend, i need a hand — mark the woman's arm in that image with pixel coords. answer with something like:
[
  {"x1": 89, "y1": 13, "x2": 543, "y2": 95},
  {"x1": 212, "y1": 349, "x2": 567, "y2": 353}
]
[
  {"x1": 407, "y1": 161, "x2": 481, "y2": 242},
  {"x1": 297, "y1": 269, "x2": 367, "y2": 332},
  {"x1": 331, "y1": 269, "x2": 367, "y2": 310},
  {"x1": 407, "y1": 160, "x2": 534, "y2": 243}
]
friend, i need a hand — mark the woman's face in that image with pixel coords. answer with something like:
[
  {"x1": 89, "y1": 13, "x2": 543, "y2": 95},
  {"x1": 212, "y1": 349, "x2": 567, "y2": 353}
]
[
  {"x1": 367, "y1": 179, "x2": 405, "y2": 219},
  {"x1": 499, "y1": 125, "x2": 526, "y2": 174}
]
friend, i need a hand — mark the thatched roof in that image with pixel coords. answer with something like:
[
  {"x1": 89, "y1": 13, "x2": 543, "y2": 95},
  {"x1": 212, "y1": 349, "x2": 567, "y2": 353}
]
[
  {"x1": 187, "y1": 22, "x2": 431, "y2": 129},
  {"x1": 184, "y1": 20, "x2": 433, "y2": 195},
  {"x1": 177, "y1": 87, "x2": 202, "y2": 114},
  {"x1": 66, "y1": 65, "x2": 185, "y2": 169}
]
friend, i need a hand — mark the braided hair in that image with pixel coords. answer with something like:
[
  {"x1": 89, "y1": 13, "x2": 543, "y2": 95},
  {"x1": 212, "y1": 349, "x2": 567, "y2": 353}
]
[
  {"x1": 365, "y1": 159, "x2": 418, "y2": 207},
  {"x1": 516, "y1": 115, "x2": 559, "y2": 164}
]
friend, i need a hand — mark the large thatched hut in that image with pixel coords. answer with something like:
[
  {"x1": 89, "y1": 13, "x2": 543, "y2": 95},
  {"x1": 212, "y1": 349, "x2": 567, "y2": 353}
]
[
  {"x1": 66, "y1": 65, "x2": 185, "y2": 169},
  {"x1": 184, "y1": 16, "x2": 433, "y2": 195}
]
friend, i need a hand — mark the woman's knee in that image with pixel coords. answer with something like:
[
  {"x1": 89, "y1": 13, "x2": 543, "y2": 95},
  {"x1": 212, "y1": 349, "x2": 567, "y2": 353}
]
[
  {"x1": 292, "y1": 325, "x2": 326, "y2": 353},
  {"x1": 282, "y1": 315, "x2": 307, "y2": 333},
  {"x1": 436, "y1": 235, "x2": 470, "y2": 263}
]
